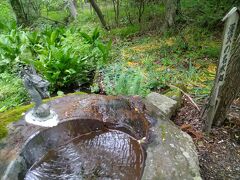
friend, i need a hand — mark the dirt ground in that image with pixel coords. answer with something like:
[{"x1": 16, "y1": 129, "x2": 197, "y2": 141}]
[{"x1": 173, "y1": 96, "x2": 240, "y2": 180}]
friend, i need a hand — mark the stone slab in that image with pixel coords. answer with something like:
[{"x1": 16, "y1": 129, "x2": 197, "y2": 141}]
[{"x1": 146, "y1": 92, "x2": 178, "y2": 119}]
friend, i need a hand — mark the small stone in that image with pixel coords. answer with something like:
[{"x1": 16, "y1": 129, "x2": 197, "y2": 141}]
[{"x1": 145, "y1": 92, "x2": 178, "y2": 118}]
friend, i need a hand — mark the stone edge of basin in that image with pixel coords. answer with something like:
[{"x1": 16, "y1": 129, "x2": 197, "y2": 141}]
[{"x1": 142, "y1": 92, "x2": 202, "y2": 180}]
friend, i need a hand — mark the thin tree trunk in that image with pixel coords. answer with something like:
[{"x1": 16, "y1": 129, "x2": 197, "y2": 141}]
[
  {"x1": 125, "y1": 1, "x2": 133, "y2": 25},
  {"x1": 73, "y1": 0, "x2": 78, "y2": 8},
  {"x1": 112, "y1": 0, "x2": 120, "y2": 26},
  {"x1": 162, "y1": 0, "x2": 180, "y2": 30},
  {"x1": 88, "y1": 0, "x2": 109, "y2": 30},
  {"x1": 68, "y1": 0, "x2": 78, "y2": 20},
  {"x1": 137, "y1": 0, "x2": 145, "y2": 23},
  {"x1": 9, "y1": 0, "x2": 29, "y2": 26},
  {"x1": 116, "y1": 0, "x2": 120, "y2": 25}
]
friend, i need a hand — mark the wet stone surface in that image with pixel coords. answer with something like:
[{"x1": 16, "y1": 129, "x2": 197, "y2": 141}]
[
  {"x1": 24, "y1": 120, "x2": 144, "y2": 180},
  {"x1": 0, "y1": 95, "x2": 149, "y2": 180}
]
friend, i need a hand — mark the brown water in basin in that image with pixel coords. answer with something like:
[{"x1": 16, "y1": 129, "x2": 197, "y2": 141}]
[{"x1": 23, "y1": 120, "x2": 145, "y2": 180}]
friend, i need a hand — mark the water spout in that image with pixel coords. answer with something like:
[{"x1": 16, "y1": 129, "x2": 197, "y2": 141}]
[{"x1": 22, "y1": 66, "x2": 59, "y2": 127}]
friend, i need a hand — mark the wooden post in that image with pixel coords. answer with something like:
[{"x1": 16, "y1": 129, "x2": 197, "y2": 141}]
[{"x1": 204, "y1": 7, "x2": 239, "y2": 133}]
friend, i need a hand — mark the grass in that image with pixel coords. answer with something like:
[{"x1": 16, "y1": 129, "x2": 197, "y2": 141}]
[
  {"x1": 107, "y1": 25, "x2": 220, "y2": 99},
  {"x1": 109, "y1": 25, "x2": 141, "y2": 38},
  {"x1": 62, "y1": 1, "x2": 221, "y2": 100}
]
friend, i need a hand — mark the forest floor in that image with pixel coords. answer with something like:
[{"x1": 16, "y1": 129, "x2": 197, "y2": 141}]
[
  {"x1": 107, "y1": 29, "x2": 240, "y2": 179},
  {"x1": 106, "y1": 29, "x2": 220, "y2": 97},
  {"x1": 173, "y1": 96, "x2": 240, "y2": 180}
]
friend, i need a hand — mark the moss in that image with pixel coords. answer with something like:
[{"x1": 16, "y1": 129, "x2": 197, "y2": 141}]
[
  {"x1": 164, "y1": 88, "x2": 182, "y2": 107},
  {"x1": 0, "y1": 104, "x2": 33, "y2": 139},
  {"x1": 159, "y1": 125, "x2": 166, "y2": 142},
  {"x1": 164, "y1": 88, "x2": 182, "y2": 100},
  {"x1": 69, "y1": 91, "x2": 87, "y2": 95},
  {"x1": 0, "y1": 92, "x2": 87, "y2": 140}
]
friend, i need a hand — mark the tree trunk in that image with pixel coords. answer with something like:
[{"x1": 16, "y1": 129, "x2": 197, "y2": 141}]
[
  {"x1": 9, "y1": 0, "x2": 29, "y2": 26},
  {"x1": 162, "y1": 0, "x2": 180, "y2": 29},
  {"x1": 73, "y1": 0, "x2": 78, "y2": 8},
  {"x1": 211, "y1": 36, "x2": 240, "y2": 126},
  {"x1": 88, "y1": 0, "x2": 109, "y2": 30},
  {"x1": 68, "y1": 0, "x2": 78, "y2": 19},
  {"x1": 112, "y1": 0, "x2": 120, "y2": 26},
  {"x1": 137, "y1": 0, "x2": 145, "y2": 23}
]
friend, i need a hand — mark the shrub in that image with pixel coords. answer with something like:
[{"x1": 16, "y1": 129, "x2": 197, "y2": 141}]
[
  {"x1": 0, "y1": 27, "x2": 111, "y2": 92},
  {"x1": 95, "y1": 62, "x2": 149, "y2": 96}
]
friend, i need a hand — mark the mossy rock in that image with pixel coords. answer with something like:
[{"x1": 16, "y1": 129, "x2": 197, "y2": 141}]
[
  {"x1": 0, "y1": 104, "x2": 33, "y2": 139},
  {"x1": 164, "y1": 88, "x2": 182, "y2": 107},
  {"x1": 0, "y1": 92, "x2": 86, "y2": 140}
]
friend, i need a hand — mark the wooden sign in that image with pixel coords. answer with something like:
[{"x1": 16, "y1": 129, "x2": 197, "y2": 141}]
[{"x1": 205, "y1": 7, "x2": 239, "y2": 133}]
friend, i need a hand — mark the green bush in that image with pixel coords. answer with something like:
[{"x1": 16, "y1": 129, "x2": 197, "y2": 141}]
[
  {"x1": 0, "y1": 27, "x2": 111, "y2": 92},
  {"x1": 0, "y1": 28, "x2": 29, "y2": 73},
  {"x1": 95, "y1": 62, "x2": 149, "y2": 96}
]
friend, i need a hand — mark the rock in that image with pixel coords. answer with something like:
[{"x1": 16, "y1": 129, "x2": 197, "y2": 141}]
[
  {"x1": 143, "y1": 97, "x2": 202, "y2": 180},
  {"x1": 1, "y1": 156, "x2": 26, "y2": 180},
  {"x1": 164, "y1": 88, "x2": 182, "y2": 108},
  {"x1": 146, "y1": 92, "x2": 178, "y2": 118}
]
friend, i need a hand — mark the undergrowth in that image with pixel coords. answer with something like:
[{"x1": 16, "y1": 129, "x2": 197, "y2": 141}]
[{"x1": 92, "y1": 26, "x2": 219, "y2": 99}]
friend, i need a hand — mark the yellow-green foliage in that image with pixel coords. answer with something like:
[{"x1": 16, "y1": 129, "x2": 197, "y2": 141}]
[{"x1": 0, "y1": 104, "x2": 33, "y2": 139}]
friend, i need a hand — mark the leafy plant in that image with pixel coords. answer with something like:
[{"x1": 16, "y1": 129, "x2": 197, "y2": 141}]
[
  {"x1": 0, "y1": 0, "x2": 16, "y2": 32},
  {"x1": 80, "y1": 28, "x2": 112, "y2": 65},
  {"x1": 0, "y1": 28, "x2": 30, "y2": 73},
  {"x1": 97, "y1": 62, "x2": 149, "y2": 96},
  {"x1": 0, "y1": 26, "x2": 111, "y2": 92},
  {"x1": 34, "y1": 44, "x2": 92, "y2": 91}
]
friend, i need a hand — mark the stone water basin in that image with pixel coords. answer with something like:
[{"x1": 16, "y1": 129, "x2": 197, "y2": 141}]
[
  {"x1": 1, "y1": 94, "x2": 202, "y2": 180},
  {"x1": 1, "y1": 95, "x2": 149, "y2": 180},
  {"x1": 22, "y1": 119, "x2": 145, "y2": 180}
]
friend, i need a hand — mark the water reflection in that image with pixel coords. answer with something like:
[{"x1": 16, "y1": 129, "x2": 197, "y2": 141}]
[{"x1": 25, "y1": 130, "x2": 144, "y2": 180}]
